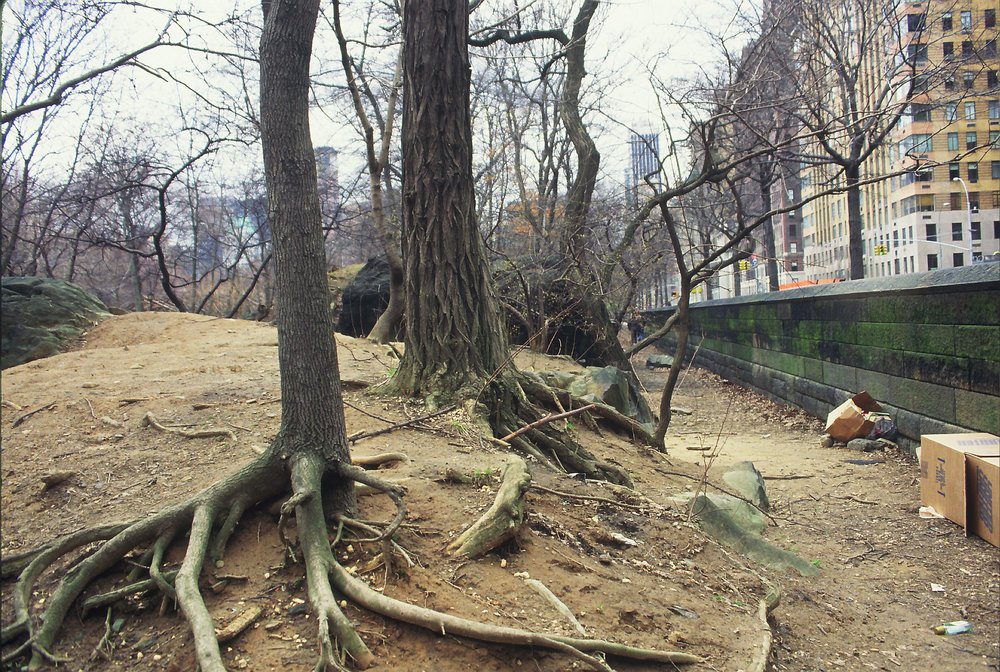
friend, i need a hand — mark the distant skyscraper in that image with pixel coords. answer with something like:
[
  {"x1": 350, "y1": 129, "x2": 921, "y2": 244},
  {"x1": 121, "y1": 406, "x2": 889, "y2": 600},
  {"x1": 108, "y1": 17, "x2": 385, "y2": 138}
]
[
  {"x1": 314, "y1": 146, "x2": 340, "y2": 212},
  {"x1": 627, "y1": 133, "x2": 660, "y2": 208}
]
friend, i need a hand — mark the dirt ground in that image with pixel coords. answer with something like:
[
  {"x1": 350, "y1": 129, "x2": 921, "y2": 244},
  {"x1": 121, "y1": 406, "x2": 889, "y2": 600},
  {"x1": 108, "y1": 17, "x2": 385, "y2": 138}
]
[{"x1": 1, "y1": 312, "x2": 997, "y2": 672}]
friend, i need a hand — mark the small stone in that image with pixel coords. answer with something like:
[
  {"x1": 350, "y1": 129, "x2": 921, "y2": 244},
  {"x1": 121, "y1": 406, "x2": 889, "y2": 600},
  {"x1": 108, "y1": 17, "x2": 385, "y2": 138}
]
[
  {"x1": 598, "y1": 553, "x2": 612, "y2": 564},
  {"x1": 500, "y1": 558, "x2": 507, "y2": 568}
]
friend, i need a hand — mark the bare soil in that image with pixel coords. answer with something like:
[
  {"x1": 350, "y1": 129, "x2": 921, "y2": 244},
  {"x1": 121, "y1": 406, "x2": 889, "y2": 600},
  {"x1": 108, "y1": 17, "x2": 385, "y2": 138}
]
[{"x1": 1, "y1": 312, "x2": 997, "y2": 672}]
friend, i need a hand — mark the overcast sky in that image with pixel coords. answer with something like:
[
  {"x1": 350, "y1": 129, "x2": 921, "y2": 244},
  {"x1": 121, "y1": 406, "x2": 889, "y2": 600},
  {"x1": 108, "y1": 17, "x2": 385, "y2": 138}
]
[{"x1": 6, "y1": 0, "x2": 753, "y2": 191}]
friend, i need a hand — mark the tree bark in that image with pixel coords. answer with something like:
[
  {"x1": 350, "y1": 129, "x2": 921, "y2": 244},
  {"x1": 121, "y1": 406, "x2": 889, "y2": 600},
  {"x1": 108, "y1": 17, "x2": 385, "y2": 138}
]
[
  {"x1": 845, "y1": 163, "x2": 864, "y2": 280},
  {"x1": 394, "y1": 0, "x2": 508, "y2": 400},
  {"x1": 260, "y1": 0, "x2": 355, "y2": 513}
]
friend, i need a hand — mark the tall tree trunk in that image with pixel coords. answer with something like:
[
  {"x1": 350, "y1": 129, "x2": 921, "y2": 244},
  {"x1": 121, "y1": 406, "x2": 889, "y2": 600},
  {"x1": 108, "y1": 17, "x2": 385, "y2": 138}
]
[
  {"x1": 557, "y1": 0, "x2": 632, "y2": 371},
  {"x1": 394, "y1": 0, "x2": 507, "y2": 401},
  {"x1": 846, "y1": 163, "x2": 864, "y2": 280},
  {"x1": 260, "y1": 0, "x2": 356, "y2": 513},
  {"x1": 653, "y1": 284, "x2": 689, "y2": 445}
]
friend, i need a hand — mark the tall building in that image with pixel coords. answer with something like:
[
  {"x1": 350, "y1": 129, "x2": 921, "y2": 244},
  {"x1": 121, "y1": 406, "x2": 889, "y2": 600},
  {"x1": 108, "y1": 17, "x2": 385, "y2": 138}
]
[
  {"x1": 801, "y1": 1, "x2": 1000, "y2": 280},
  {"x1": 626, "y1": 133, "x2": 661, "y2": 209}
]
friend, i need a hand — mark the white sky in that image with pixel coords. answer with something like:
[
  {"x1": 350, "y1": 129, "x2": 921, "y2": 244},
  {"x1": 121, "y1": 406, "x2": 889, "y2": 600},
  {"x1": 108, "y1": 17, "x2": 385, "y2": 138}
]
[{"x1": 5, "y1": 0, "x2": 753, "y2": 192}]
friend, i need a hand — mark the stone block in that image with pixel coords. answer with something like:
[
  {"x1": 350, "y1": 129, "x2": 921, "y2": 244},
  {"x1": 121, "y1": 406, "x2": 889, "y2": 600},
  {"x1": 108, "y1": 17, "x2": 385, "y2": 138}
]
[{"x1": 955, "y1": 389, "x2": 1000, "y2": 435}]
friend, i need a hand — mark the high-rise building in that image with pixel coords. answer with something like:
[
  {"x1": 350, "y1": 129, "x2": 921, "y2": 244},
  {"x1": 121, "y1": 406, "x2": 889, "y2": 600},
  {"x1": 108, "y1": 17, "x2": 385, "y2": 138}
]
[
  {"x1": 801, "y1": 1, "x2": 999, "y2": 280},
  {"x1": 626, "y1": 133, "x2": 661, "y2": 209}
]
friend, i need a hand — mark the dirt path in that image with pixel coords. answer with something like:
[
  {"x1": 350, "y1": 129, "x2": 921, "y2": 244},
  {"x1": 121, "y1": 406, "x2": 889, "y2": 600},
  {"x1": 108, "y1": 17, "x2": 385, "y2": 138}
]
[
  {"x1": 645, "y1": 364, "x2": 1000, "y2": 672},
  {"x1": 0, "y1": 313, "x2": 997, "y2": 671}
]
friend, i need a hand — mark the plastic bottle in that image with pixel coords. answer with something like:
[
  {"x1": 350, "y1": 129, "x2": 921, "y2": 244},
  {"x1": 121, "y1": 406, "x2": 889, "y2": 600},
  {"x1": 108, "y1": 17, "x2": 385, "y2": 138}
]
[{"x1": 931, "y1": 620, "x2": 973, "y2": 635}]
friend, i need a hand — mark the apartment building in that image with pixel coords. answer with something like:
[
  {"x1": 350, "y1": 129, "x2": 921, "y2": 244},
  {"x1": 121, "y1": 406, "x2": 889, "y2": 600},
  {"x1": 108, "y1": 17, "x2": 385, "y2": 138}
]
[{"x1": 801, "y1": 1, "x2": 1000, "y2": 280}]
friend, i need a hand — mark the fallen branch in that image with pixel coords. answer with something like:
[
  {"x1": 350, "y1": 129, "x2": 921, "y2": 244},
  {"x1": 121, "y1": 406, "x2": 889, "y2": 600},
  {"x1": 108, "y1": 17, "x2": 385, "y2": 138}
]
[
  {"x1": 530, "y1": 484, "x2": 651, "y2": 512},
  {"x1": 501, "y1": 404, "x2": 597, "y2": 443},
  {"x1": 215, "y1": 605, "x2": 263, "y2": 644},
  {"x1": 12, "y1": 402, "x2": 56, "y2": 428},
  {"x1": 348, "y1": 405, "x2": 457, "y2": 443},
  {"x1": 448, "y1": 456, "x2": 531, "y2": 559},
  {"x1": 142, "y1": 412, "x2": 236, "y2": 441},
  {"x1": 352, "y1": 452, "x2": 409, "y2": 468},
  {"x1": 525, "y1": 578, "x2": 586, "y2": 635}
]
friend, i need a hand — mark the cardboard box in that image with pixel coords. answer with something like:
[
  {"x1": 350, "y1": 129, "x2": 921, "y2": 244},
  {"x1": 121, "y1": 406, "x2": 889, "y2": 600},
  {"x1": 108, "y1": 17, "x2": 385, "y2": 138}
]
[
  {"x1": 967, "y1": 455, "x2": 1000, "y2": 548},
  {"x1": 825, "y1": 392, "x2": 883, "y2": 442},
  {"x1": 919, "y1": 433, "x2": 1000, "y2": 532}
]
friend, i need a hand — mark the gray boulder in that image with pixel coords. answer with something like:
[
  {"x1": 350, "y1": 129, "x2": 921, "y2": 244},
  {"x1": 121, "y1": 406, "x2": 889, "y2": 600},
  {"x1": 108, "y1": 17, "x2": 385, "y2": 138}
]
[
  {"x1": 722, "y1": 461, "x2": 770, "y2": 511},
  {"x1": 540, "y1": 365, "x2": 654, "y2": 427},
  {"x1": 1, "y1": 277, "x2": 110, "y2": 369},
  {"x1": 645, "y1": 354, "x2": 674, "y2": 369}
]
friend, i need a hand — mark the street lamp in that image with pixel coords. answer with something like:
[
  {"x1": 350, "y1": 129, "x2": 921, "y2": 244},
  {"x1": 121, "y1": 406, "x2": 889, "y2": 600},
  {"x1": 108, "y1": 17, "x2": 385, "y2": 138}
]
[{"x1": 951, "y1": 176, "x2": 975, "y2": 264}]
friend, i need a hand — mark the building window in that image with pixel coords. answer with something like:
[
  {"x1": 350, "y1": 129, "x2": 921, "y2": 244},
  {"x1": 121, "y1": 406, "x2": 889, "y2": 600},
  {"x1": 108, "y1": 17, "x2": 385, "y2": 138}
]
[
  {"x1": 964, "y1": 101, "x2": 976, "y2": 119},
  {"x1": 945, "y1": 75, "x2": 956, "y2": 91},
  {"x1": 962, "y1": 40, "x2": 975, "y2": 57},
  {"x1": 900, "y1": 133, "x2": 933, "y2": 154},
  {"x1": 966, "y1": 131, "x2": 978, "y2": 149},
  {"x1": 989, "y1": 100, "x2": 999, "y2": 119},
  {"x1": 942, "y1": 12, "x2": 953, "y2": 31},
  {"x1": 994, "y1": 221, "x2": 1000, "y2": 239},
  {"x1": 946, "y1": 103, "x2": 958, "y2": 121},
  {"x1": 949, "y1": 163, "x2": 960, "y2": 180},
  {"x1": 991, "y1": 131, "x2": 1000, "y2": 147},
  {"x1": 961, "y1": 10, "x2": 972, "y2": 31},
  {"x1": 993, "y1": 161, "x2": 1000, "y2": 179},
  {"x1": 911, "y1": 103, "x2": 931, "y2": 121},
  {"x1": 963, "y1": 71, "x2": 976, "y2": 89},
  {"x1": 989, "y1": 71, "x2": 999, "y2": 88},
  {"x1": 907, "y1": 43, "x2": 929, "y2": 63},
  {"x1": 790, "y1": 242, "x2": 798, "y2": 253},
  {"x1": 927, "y1": 254, "x2": 938, "y2": 270},
  {"x1": 951, "y1": 192, "x2": 963, "y2": 210},
  {"x1": 916, "y1": 167, "x2": 933, "y2": 182},
  {"x1": 788, "y1": 223, "x2": 797, "y2": 237},
  {"x1": 953, "y1": 222, "x2": 964, "y2": 241},
  {"x1": 986, "y1": 39, "x2": 997, "y2": 58},
  {"x1": 987, "y1": 9, "x2": 997, "y2": 29},
  {"x1": 943, "y1": 41, "x2": 954, "y2": 59},
  {"x1": 971, "y1": 222, "x2": 981, "y2": 240},
  {"x1": 948, "y1": 132, "x2": 959, "y2": 150},
  {"x1": 926, "y1": 223, "x2": 937, "y2": 241},
  {"x1": 907, "y1": 13, "x2": 926, "y2": 32},
  {"x1": 969, "y1": 192, "x2": 980, "y2": 210},
  {"x1": 968, "y1": 162, "x2": 979, "y2": 183},
  {"x1": 954, "y1": 252, "x2": 965, "y2": 267}
]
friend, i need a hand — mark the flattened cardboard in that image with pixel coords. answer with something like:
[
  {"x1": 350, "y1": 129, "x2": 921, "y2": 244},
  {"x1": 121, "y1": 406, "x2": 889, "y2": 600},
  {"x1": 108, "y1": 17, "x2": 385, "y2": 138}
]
[
  {"x1": 919, "y1": 433, "x2": 1000, "y2": 529},
  {"x1": 825, "y1": 392, "x2": 883, "y2": 442},
  {"x1": 967, "y1": 455, "x2": 1000, "y2": 548}
]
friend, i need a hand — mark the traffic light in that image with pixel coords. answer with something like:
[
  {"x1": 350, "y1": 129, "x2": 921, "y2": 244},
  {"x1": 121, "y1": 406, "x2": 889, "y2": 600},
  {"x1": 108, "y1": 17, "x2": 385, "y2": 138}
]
[
  {"x1": 874, "y1": 244, "x2": 888, "y2": 256},
  {"x1": 739, "y1": 260, "x2": 750, "y2": 271}
]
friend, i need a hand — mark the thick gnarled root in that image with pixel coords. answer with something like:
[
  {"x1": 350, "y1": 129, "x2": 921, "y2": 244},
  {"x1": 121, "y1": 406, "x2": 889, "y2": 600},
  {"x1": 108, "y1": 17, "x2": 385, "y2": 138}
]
[{"x1": 447, "y1": 456, "x2": 530, "y2": 558}]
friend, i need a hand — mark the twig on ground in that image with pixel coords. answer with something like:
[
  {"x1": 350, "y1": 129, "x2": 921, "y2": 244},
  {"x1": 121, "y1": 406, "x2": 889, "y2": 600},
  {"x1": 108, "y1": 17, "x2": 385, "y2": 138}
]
[
  {"x1": 348, "y1": 405, "x2": 457, "y2": 443},
  {"x1": 12, "y1": 402, "x2": 56, "y2": 428},
  {"x1": 530, "y1": 484, "x2": 651, "y2": 512},
  {"x1": 501, "y1": 404, "x2": 597, "y2": 443}
]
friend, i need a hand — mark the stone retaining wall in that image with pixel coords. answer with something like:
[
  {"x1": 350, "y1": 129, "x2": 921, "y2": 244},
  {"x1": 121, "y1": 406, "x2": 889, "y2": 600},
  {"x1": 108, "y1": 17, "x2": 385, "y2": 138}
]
[{"x1": 647, "y1": 265, "x2": 1000, "y2": 450}]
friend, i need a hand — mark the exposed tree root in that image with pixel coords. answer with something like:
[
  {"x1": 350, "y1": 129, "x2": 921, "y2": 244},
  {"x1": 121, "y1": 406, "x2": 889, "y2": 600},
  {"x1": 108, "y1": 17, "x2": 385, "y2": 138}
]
[
  {"x1": 447, "y1": 456, "x2": 531, "y2": 558},
  {"x1": 329, "y1": 559, "x2": 703, "y2": 668},
  {"x1": 484, "y1": 374, "x2": 633, "y2": 487},
  {"x1": 1, "y1": 435, "x2": 696, "y2": 671},
  {"x1": 748, "y1": 587, "x2": 782, "y2": 672},
  {"x1": 143, "y1": 411, "x2": 237, "y2": 441}
]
